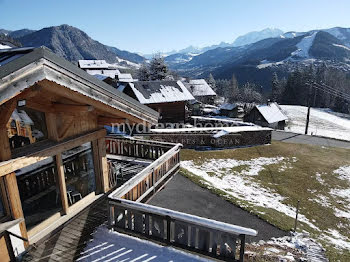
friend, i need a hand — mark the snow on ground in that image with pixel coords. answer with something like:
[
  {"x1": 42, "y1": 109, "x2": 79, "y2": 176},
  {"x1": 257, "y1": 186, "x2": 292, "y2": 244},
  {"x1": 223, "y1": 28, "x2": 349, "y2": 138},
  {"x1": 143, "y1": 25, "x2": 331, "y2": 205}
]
[
  {"x1": 79, "y1": 226, "x2": 212, "y2": 262},
  {"x1": 333, "y1": 43, "x2": 350, "y2": 51},
  {"x1": 333, "y1": 165, "x2": 350, "y2": 181},
  {"x1": 249, "y1": 232, "x2": 328, "y2": 262},
  {"x1": 281, "y1": 105, "x2": 350, "y2": 141},
  {"x1": 181, "y1": 157, "x2": 318, "y2": 230}
]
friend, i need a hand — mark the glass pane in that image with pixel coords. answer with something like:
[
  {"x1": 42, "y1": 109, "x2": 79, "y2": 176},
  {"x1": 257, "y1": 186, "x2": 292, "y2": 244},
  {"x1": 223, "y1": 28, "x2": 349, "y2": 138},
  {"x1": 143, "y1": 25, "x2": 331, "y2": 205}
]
[
  {"x1": 8, "y1": 107, "x2": 48, "y2": 150},
  {"x1": 62, "y1": 142, "x2": 96, "y2": 206},
  {"x1": 0, "y1": 190, "x2": 6, "y2": 218},
  {"x1": 15, "y1": 157, "x2": 61, "y2": 230}
]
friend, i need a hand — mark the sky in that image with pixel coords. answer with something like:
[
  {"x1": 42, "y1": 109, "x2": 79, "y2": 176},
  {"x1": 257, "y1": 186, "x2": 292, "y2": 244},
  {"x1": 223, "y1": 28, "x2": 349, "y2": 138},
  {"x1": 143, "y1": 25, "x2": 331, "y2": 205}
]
[{"x1": 1, "y1": 0, "x2": 349, "y2": 54}]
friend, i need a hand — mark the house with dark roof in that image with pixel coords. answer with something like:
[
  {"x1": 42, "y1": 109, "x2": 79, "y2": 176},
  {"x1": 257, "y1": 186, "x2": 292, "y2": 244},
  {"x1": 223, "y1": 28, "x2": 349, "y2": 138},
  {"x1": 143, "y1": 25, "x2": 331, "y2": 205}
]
[
  {"x1": 183, "y1": 79, "x2": 216, "y2": 104},
  {"x1": 244, "y1": 102, "x2": 288, "y2": 130},
  {"x1": 119, "y1": 80, "x2": 195, "y2": 123}
]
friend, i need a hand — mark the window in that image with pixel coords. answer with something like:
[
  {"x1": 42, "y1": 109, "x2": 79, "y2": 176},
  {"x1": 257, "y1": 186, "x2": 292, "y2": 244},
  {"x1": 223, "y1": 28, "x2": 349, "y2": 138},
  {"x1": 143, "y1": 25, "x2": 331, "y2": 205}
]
[
  {"x1": 15, "y1": 157, "x2": 61, "y2": 230},
  {"x1": 62, "y1": 142, "x2": 96, "y2": 206},
  {"x1": 8, "y1": 107, "x2": 48, "y2": 150}
]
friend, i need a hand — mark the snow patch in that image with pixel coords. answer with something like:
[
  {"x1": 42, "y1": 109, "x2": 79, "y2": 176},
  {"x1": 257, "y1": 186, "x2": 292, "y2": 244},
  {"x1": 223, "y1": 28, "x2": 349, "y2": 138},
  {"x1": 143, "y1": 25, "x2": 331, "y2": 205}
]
[
  {"x1": 333, "y1": 165, "x2": 350, "y2": 181},
  {"x1": 281, "y1": 105, "x2": 350, "y2": 141},
  {"x1": 333, "y1": 43, "x2": 350, "y2": 51},
  {"x1": 181, "y1": 158, "x2": 318, "y2": 230}
]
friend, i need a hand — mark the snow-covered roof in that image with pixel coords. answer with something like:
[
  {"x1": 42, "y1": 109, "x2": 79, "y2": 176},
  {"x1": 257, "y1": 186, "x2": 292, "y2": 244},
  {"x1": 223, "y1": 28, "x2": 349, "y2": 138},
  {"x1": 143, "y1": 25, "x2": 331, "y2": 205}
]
[
  {"x1": 78, "y1": 60, "x2": 118, "y2": 69},
  {"x1": 256, "y1": 102, "x2": 288, "y2": 124},
  {"x1": 86, "y1": 69, "x2": 120, "y2": 79},
  {"x1": 0, "y1": 44, "x2": 11, "y2": 49},
  {"x1": 11, "y1": 109, "x2": 34, "y2": 126},
  {"x1": 129, "y1": 80, "x2": 195, "y2": 104},
  {"x1": 151, "y1": 126, "x2": 271, "y2": 134},
  {"x1": 184, "y1": 79, "x2": 216, "y2": 97},
  {"x1": 117, "y1": 72, "x2": 133, "y2": 83},
  {"x1": 220, "y1": 103, "x2": 237, "y2": 111}
]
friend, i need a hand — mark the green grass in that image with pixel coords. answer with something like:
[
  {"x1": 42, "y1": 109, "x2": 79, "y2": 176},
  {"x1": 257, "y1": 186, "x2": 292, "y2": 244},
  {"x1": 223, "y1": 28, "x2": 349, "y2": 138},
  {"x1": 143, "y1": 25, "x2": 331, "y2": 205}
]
[{"x1": 180, "y1": 141, "x2": 350, "y2": 261}]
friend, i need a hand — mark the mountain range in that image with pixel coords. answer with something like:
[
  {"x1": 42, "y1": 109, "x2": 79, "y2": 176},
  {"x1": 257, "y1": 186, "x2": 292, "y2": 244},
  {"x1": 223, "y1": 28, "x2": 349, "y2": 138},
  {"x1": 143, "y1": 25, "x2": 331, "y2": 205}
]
[
  {"x1": 1, "y1": 25, "x2": 350, "y2": 93},
  {"x1": 167, "y1": 27, "x2": 350, "y2": 92},
  {"x1": 0, "y1": 25, "x2": 145, "y2": 64}
]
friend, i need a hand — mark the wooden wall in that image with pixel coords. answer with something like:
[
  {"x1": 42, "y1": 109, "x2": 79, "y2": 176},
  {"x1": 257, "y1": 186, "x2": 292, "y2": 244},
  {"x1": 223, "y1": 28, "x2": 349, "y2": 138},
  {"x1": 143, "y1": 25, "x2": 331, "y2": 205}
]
[{"x1": 148, "y1": 101, "x2": 186, "y2": 123}]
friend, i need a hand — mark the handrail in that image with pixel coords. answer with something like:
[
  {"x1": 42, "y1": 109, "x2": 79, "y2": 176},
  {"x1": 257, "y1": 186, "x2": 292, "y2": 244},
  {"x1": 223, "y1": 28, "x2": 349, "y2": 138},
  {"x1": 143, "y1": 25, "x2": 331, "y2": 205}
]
[
  {"x1": 105, "y1": 135, "x2": 176, "y2": 148},
  {"x1": 6, "y1": 230, "x2": 29, "y2": 242},
  {"x1": 109, "y1": 198, "x2": 257, "y2": 237},
  {"x1": 109, "y1": 142, "x2": 182, "y2": 199},
  {"x1": 108, "y1": 198, "x2": 257, "y2": 261}
]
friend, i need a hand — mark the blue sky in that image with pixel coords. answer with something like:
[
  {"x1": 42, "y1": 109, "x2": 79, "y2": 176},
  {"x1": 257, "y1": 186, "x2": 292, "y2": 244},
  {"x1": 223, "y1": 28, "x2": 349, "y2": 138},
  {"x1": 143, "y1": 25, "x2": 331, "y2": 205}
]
[{"x1": 1, "y1": 0, "x2": 349, "y2": 54}]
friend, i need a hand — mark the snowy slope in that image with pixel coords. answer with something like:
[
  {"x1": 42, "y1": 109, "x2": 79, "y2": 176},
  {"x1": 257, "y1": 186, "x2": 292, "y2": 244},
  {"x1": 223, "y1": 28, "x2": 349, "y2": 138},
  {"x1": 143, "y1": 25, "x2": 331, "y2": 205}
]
[
  {"x1": 290, "y1": 32, "x2": 317, "y2": 58},
  {"x1": 281, "y1": 105, "x2": 350, "y2": 141}
]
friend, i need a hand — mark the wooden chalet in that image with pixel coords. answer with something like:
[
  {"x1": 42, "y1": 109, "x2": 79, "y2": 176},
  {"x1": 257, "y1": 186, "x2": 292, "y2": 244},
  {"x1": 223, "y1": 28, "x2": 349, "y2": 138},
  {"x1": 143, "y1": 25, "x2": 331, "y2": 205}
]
[
  {"x1": 0, "y1": 47, "x2": 256, "y2": 261},
  {"x1": 184, "y1": 79, "x2": 216, "y2": 104},
  {"x1": 244, "y1": 102, "x2": 288, "y2": 130},
  {"x1": 0, "y1": 47, "x2": 164, "y2": 259},
  {"x1": 118, "y1": 81, "x2": 195, "y2": 123}
]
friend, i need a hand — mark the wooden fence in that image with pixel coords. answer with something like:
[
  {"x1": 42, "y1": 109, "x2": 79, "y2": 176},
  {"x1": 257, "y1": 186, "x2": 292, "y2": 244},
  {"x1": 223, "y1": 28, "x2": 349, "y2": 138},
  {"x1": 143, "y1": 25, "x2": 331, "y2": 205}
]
[
  {"x1": 106, "y1": 136, "x2": 182, "y2": 201},
  {"x1": 108, "y1": 198, "x2": 257, "y2": 262}
]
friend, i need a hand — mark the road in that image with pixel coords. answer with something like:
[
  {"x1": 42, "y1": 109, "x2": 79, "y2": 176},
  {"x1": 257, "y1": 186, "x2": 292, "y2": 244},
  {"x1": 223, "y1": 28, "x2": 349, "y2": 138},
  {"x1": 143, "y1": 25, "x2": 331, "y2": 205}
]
[
  {"x1": 148, "y1": 174, "x2": 286, "y2": 243},
  {"x1": 272, "y1": 130, "x2": 350, "y2": 149}
]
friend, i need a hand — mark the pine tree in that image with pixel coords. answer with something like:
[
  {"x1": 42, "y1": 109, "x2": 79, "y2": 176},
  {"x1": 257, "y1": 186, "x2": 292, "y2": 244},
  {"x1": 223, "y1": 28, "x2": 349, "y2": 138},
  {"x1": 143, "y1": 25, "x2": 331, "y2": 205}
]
[
  {"x1": 149, "y1": 55, "x2": 168, "y2": 80},
  {"x1": 207, "y1": 73, "x2": 216, "y2": 90},
  {"x1": 271, "y1": 72, "x2": 280, "y2": 102},
  {"x1": 137, "y1": 63, "x2": 150, "y2": 81},
  {"x1": 230, "y1": 74, "x2": 239, "y2": 102}
]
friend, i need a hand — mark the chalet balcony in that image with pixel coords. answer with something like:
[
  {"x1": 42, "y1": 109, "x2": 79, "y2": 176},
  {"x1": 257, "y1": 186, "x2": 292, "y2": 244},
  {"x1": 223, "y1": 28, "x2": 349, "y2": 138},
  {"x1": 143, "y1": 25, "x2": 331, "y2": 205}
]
[{"x1": 19, "y1": 135, "x2": 257, "y2": 262}]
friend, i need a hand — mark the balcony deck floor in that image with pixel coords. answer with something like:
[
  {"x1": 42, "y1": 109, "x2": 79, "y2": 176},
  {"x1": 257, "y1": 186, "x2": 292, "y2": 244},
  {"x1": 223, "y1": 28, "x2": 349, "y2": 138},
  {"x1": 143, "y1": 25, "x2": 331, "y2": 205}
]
[{"x1": 21, "y1": 197, "x2": 108, "y2": 262}]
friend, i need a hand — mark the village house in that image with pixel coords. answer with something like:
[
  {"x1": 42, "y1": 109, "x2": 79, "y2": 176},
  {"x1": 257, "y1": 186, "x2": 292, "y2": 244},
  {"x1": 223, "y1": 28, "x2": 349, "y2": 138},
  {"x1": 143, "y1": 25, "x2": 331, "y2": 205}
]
[
  {"x1": 78, "y1": 59, "x2": 120, "y2": 79},
  {"x1": 183, "y1": 79, "x2": 216, "y2": 104},
  {"x1": 219, "y1": 103, "x2": 240, "y2": 118},
  {"x1": 244, "y1": 102, "x2": 288, "y2": 130},
  {"x1": 118, "y1": 80, "x2": 195, "y2": 123}
]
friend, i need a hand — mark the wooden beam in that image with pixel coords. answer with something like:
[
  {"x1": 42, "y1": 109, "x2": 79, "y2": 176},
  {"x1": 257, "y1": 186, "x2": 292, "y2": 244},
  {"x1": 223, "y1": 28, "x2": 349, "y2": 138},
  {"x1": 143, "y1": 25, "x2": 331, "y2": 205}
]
[
  {"x1": 98, "y1": 137, "x2": 109, "y2": 193},
  {"x1": 0, "y1": 129, "x2": 107, "y2": 176},
  {"x1": 58, "y1": 116, "x2": 74, "y2": 141},
  {"x1": 56, "y1": 154, "x2": 69, "y2": 214},
  {"x1": 27, "y1": 100, "x2": 55, "y2": 113},
  {"x1": 97, "y1": 116, "x2": 126, "y2": 126},
  {"x1": 38, "y1": 80, "x2": 151, "y2": 124},
  {"x1": 45, "y1": 113, "x2": 59, "y2": 141},
  {"x1": 0, "y1": 99, "x2": 17, "y2": 127},
  {"x1": 4, "y1": 173, "x2": 28, "y2": 247},
  {"x1": 0, "y1": 128, "x2": 11, "y2": 162},
  {"x1": 52, "y1": 103, "x2": 94, "y2": 114},
  {"x1": 92, "y1": 140, "x2": 102, "y2": 193}
]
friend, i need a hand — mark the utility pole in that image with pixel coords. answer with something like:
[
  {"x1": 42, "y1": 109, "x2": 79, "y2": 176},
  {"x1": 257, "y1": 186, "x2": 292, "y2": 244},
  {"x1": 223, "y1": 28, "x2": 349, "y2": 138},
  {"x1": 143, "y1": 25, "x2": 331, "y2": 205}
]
[{"x1": 305, "y1": 82, "x2": 312, "y2": 135}]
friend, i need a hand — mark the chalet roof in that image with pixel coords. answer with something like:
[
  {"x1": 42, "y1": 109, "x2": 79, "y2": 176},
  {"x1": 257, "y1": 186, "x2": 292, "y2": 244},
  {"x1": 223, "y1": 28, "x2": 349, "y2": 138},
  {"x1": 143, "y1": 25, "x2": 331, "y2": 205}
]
[
  {"x1": 220, "y1": 103, "x2": 237, "y2": 111},
  {"x1": 0, "y1": 47, "x2": 158, "y2": 124},
  {"x1": 184, "y1": 79, "x2": 216, "y2": 97},
  {"x1": 78, "y1": 59, "x2": 117, "y2": 69},
  {"x1": 86, "y1": 69, "x2": 120, "y2": 79},
  {"x1": 255, "y1": 102, "x2": 288, "y2": 124},
  {"x1": 129, "y1": 80, "x2": 195, "y2": 104},
  {"x1": 116, "y1": 72, "x2": 133, "y2": 83}
]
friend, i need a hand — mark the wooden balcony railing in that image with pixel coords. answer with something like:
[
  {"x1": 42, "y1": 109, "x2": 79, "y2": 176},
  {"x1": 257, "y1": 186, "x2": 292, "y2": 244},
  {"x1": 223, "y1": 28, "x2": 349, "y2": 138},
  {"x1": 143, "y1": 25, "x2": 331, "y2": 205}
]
[
  {"x1": 106, "y1": 136, "x2": 182, "y2": 201},
  {"x1": 108, "y1": 198, "x2": 257, "y2": 262},
  {"x1": 106, "y1": 136, "x2": 175, "y2": 160}
]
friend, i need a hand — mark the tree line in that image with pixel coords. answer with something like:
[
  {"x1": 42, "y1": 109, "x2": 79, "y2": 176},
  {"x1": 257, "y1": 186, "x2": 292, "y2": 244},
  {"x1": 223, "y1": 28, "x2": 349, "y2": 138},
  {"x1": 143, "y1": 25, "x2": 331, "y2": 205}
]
[{"x1": 208, "y1": 65, "x2": 350, "y2": 114}]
